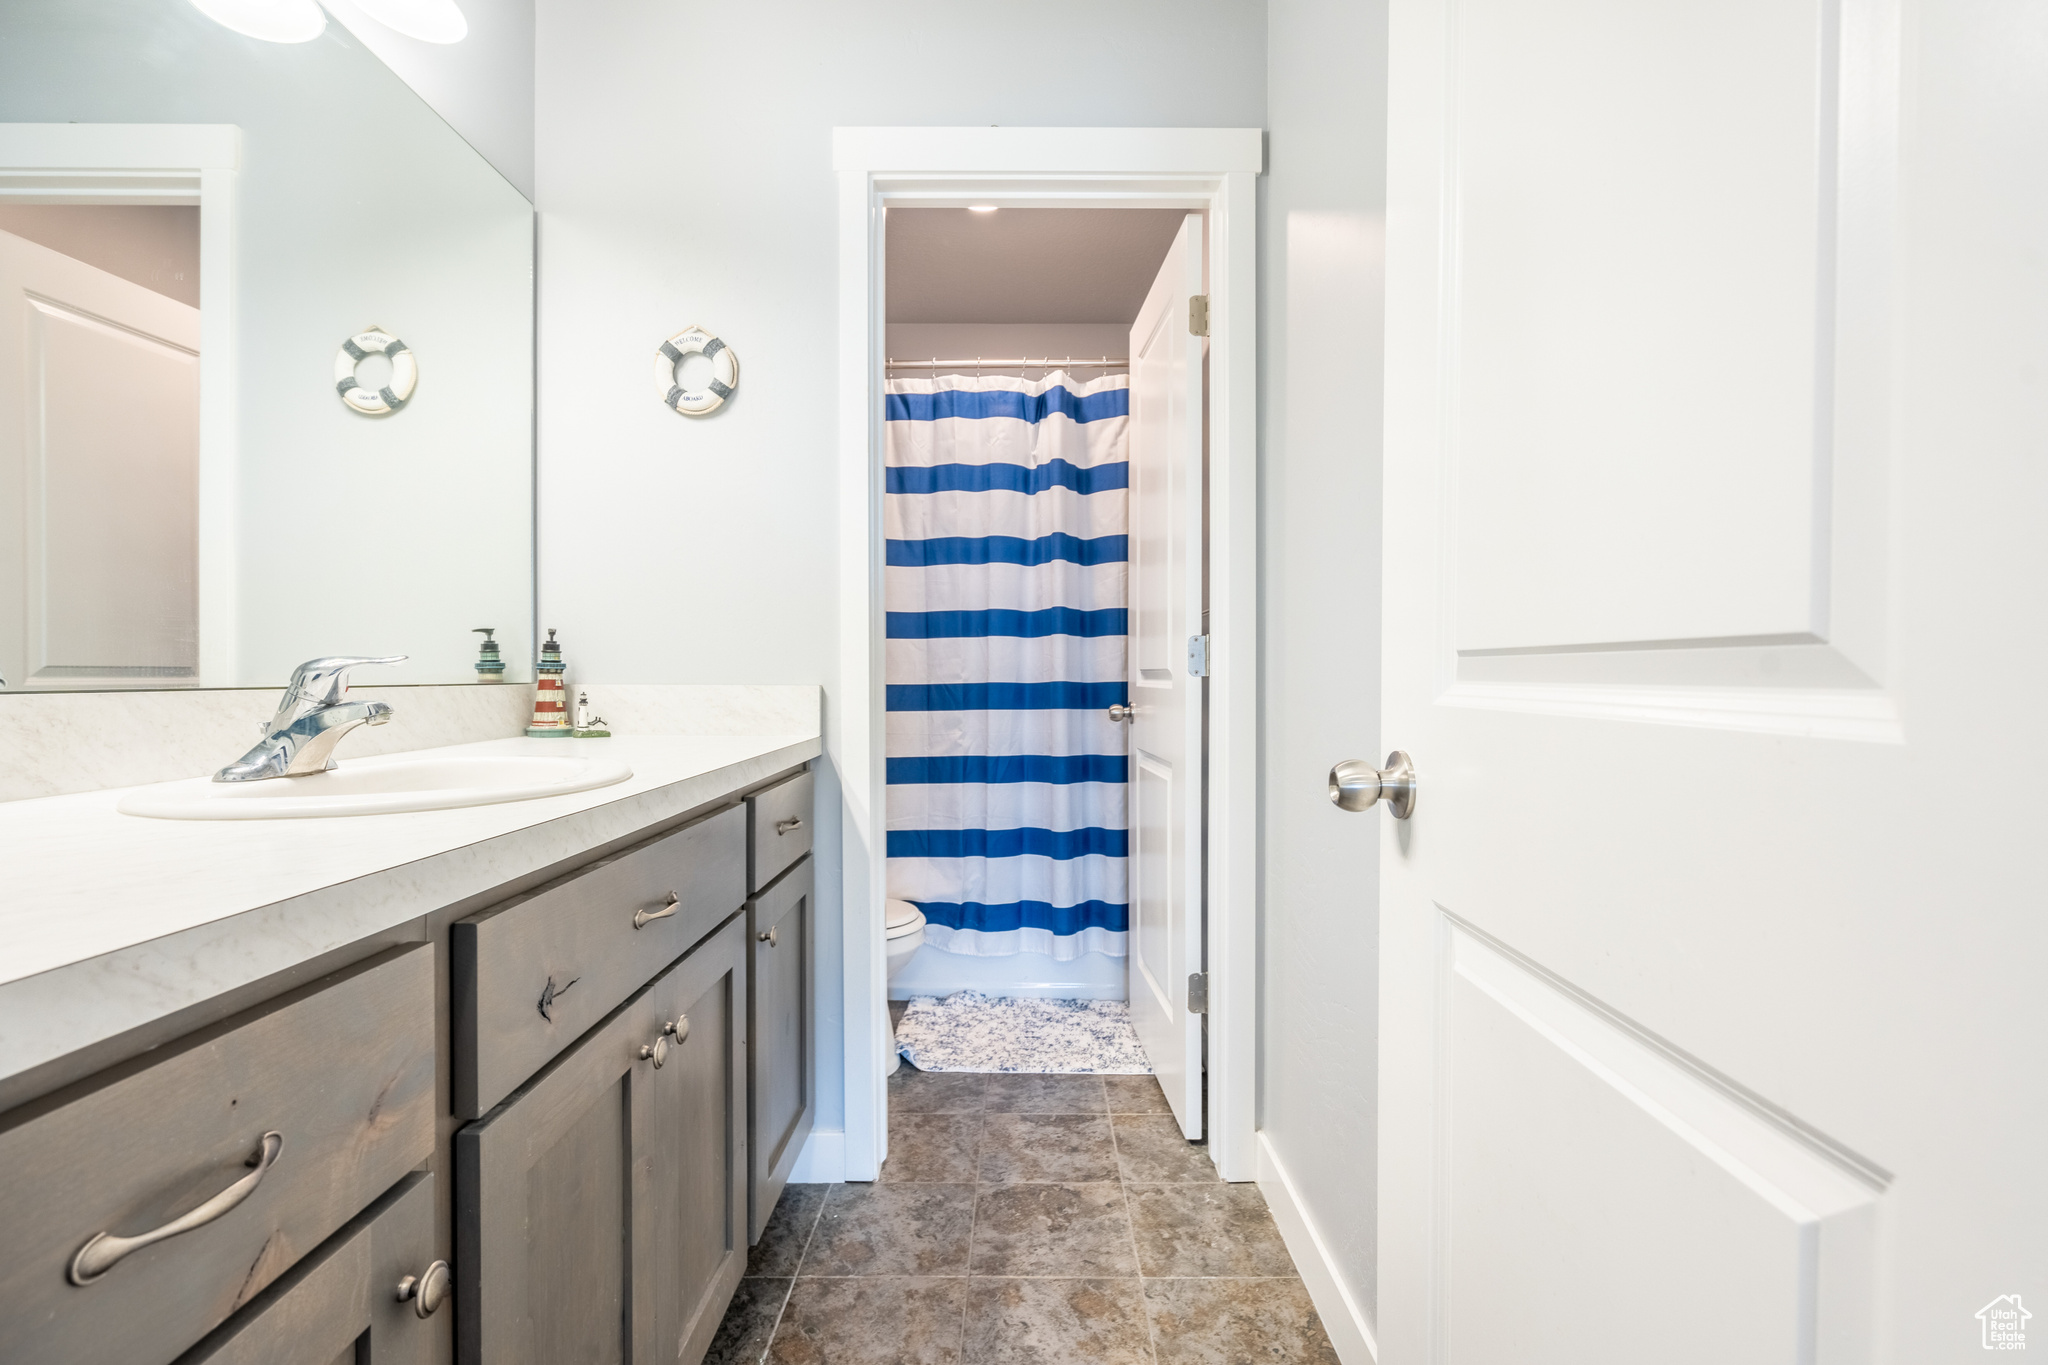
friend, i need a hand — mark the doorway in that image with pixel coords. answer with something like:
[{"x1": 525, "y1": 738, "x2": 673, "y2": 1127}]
[
  {"x1": 831, "y1": 127, "x2": 1261, "y2": 1185},
  {"x1": 0, "y1": 124, "x2": 238, "y2": 686},
  {"x1": 878, "y1": 203, "x2": 1215, "y2": 1138},
  {"x1": 0, "y1": 203, "x2": 200, "y2": 691}
]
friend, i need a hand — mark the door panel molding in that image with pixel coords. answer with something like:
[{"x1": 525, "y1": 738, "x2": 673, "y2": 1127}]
[
  {"x1": 1437, "y1": 911, "x2": 1883, "y2": 1363},
  {"x1": 21, "y1": 291, "x2": 200, "y2": 686},
  {"x1": 1432, "y1": 0, "x2": 1902, "y2": 733},
  {"x1": 1441, "y1": 679, "x2": 1900, "y2": 745}
]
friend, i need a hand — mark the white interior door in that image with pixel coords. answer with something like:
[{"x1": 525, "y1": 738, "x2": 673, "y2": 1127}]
[
  {"x1": 0, "y1": 227, "x2": 200, "y2": 691},
  {"x1": 1378, "y1": 1, "x2": 2042, "y2": 1360},
  {"x1": 1126, "y1": 214, "x2": 1205, "y2": 1139}
]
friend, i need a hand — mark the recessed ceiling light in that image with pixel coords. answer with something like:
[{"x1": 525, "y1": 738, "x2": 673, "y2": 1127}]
[
  {"x1": 189, "y1": 0, "x2": 326, "y2": 42},
  {"x1": 354, "y1": 0, "x2": 470, "y2": 43},
  {"x1": 968, "y1": 205, "x2": 999, "y2": 213}
]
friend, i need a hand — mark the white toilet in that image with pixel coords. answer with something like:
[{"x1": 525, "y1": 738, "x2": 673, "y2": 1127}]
[{"x1": 883, "y1": 899, "x2": 927, "y2": 1074}]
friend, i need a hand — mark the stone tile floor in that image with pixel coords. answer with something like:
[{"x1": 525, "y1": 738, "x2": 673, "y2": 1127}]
[{"x1": 705, "y1": 1066, "x2": 1342, "y2": 1364}]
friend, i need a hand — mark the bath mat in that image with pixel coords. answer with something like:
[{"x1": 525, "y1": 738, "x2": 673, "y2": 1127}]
[{"x1": 894, "y1": 991, "x2": 1153, "y2": 1074}]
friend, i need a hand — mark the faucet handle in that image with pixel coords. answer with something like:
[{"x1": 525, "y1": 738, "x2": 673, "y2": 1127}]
[{"x1": 275, "y1": 655, "x2": 408, "y2": 717}]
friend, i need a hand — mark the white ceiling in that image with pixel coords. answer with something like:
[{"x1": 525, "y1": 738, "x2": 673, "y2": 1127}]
[{"x1": 885, "y1": 208, "x2": 1188, "y2": 324}]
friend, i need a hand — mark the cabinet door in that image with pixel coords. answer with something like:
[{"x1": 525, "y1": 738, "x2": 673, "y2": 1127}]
[
  {"x1": 363, "y1": 1173, "x2": 445, "y2": 1365},
  {"x1": 174, "y1": 1172, "x2": 443, "y2": 1365},
  {"x1": 645, "y1": 915, "x2": 750, "y2": 1365},
  {"x1": 457, "y1": 916, "x2": 748, "y2": 1365},
  {"x1": 747, "y1": 857, "x2": 814, "y2": 1244}
]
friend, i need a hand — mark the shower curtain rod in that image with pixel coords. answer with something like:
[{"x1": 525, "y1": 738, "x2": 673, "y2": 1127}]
[{"x1": 885, "y1": 356, "x2": 1130, "y2": 370}]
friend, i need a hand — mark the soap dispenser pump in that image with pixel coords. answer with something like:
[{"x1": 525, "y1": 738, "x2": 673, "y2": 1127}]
[
  {"x1": 524, "y1": 629, "x2": 570, "y2": 736},
  {"x1": 472, "y1": 628, "x2": 505, "y2": 682}
]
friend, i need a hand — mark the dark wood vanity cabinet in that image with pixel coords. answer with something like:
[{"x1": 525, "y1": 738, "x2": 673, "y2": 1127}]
[
  {"x1": 747, "y1": 855, "x2": 815, "y2": 1243},
  {"x1": 0, "y1": 762, "x2": 814, "y2": 1365},
  {"x1": 454, "y1": 914, "x2": 749, "y2": 1365}
]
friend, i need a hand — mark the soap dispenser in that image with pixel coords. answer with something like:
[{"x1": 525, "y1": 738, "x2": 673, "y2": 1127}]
[
  {"x1": 472, "y1": 628, "x2": 505, "y2": 682},
  {"x1": 524, "y1": 629, "x2": 570, "y2": 736}
]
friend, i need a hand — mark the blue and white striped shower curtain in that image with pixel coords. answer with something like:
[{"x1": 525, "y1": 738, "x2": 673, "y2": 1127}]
[{"x1": 884, "y1": 370, "x2": 1130, "y2": 960}]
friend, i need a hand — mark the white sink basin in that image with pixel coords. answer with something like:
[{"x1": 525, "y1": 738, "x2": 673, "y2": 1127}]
[{"x1": 118, "y1": 755, "x2": 635, "y2": 820}]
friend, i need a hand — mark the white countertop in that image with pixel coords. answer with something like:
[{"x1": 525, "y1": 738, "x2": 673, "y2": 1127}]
[{"x1": 0, "y1": 731, "x2": 819, "y2": 1085}]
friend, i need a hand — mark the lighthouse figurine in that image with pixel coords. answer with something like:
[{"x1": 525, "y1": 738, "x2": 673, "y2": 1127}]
[{"x1": 525, "y1": 628, "x2": 570, "y2": 736}]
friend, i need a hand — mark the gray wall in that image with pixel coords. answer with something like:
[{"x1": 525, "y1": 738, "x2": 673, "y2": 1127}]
[
  {"x1": 325, "y1": 0, "x2": 536, "y2": 199},
  {"x1": 1257, "y1": 0, "x2": 1390, "y2": 1336},
  {"x1": 532, "y1": 0, "x2": 1264, "y2": 1150}
]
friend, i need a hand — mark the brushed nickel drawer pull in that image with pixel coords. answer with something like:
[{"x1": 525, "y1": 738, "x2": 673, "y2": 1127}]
[
  {"x1": 68, "y1": 1131, "x2": 284, "y2": 1285},
  {"x1": 667, "y1": 1014, "x2": 691, "y2": 1045},
  {"x1": 397, "y1": 1259, "x2": 452, "y2": 1318},
  {"x1": 758, "y1": 926, "x2": 778, "y2": 947},
  {"x1": 775, "y1": 817, "x2": 803, "y2": 836},
  {"x1": 634, "y1": 891, "x2": 680, "y2": 930}
]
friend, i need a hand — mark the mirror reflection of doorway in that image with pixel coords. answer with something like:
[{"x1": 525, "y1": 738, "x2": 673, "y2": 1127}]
[{"x1": 0, "y1": 204, "x2": 200, "y2": 690}]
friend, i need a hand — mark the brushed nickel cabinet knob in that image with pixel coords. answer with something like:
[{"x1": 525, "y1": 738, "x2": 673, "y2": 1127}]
[{"x1": 397, "y1": 1259, "x2": 451, "y2": 1318}]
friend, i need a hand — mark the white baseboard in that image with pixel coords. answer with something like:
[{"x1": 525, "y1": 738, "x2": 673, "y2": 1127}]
[
  {"x1": 788, "y1": 1128, "x2": 845, "y2": 1183},
  {"x1": 1257, "y1": 1131, "x2": 1378, "y2": 1365}
]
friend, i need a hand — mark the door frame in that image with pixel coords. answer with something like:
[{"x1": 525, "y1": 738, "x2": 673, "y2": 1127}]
[
  {"x1": 831, "y1": 126, "x2": 1263, "y2": 1181},
  {"x1": 0, "y1": 124, "x2": 240, "y2": 686}
]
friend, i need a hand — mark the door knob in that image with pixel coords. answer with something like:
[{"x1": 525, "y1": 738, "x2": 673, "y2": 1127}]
[
  {"x1": 759, "y1": 925, "x2": 778, "y2": 946},
  {"x1": 1108, "y1": 704, "x2": 1134, "y2": 722},
  {"x1": 1329, "y1": 752, "x2": 1417, "y2": 818}
]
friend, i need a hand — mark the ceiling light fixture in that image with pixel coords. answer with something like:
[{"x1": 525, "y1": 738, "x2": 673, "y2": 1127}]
[
  {"x1": 188, "y1": 0, "x2": 326, "y2": 42},
  {"x1": 968, "y1": 205, "x2": 999, "y2": 213},
  {"x1": 353, "y1": 0, "x2": 469, "y2": 43}
]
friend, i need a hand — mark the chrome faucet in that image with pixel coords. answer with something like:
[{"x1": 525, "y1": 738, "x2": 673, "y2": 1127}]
[{"x1": 214, "y1": 656, "x2": 407, "y2": 783}]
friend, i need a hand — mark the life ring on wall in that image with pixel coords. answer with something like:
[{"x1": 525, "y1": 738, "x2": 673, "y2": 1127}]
[
  {"x1": 654, "y1": 326, "x2": 738, "y2": 415},
  {"x1": 334, "y1": 327, "x2": 418, "y2": 416}
]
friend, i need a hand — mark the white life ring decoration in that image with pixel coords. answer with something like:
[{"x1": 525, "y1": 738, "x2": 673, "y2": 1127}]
[
  {"x1": 654, "y1": 326, "x2": 738, "y2": 416},
  {"x1": 334, "y1": 327, "x2": 418, "y2": 416}
]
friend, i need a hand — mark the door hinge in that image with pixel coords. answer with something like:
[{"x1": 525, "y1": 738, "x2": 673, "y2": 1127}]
[
  {"x1": 1187, "y1": 972, "x2": 1209, "y2": 1014},
  {"x1": 1188, "y1": 295, "x2": 1210, "y2": 337},
  {"x1": 1187, "y1": 634, "x2": 1211, "y2": 677}
]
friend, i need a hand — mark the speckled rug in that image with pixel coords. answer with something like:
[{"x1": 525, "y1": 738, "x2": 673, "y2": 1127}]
[{"x1": 894, "y1": 990, "x2": 1153, "y2": 1074}]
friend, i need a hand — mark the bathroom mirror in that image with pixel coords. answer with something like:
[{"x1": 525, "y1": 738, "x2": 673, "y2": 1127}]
[{"x1": 0, "y1": 0, "x2": 534, "y2": 691}]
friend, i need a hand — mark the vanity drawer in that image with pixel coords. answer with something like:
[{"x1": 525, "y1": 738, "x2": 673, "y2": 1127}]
[
  {"x1": 0, "y1": 946, "x2": 435, "y2": 1365},
  {"x1": 453, "y1": 803, "x2": 747, "y2": 1118},
  {"x1": 748, "y1": 769, "x2": 813, "y2": 892}
]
